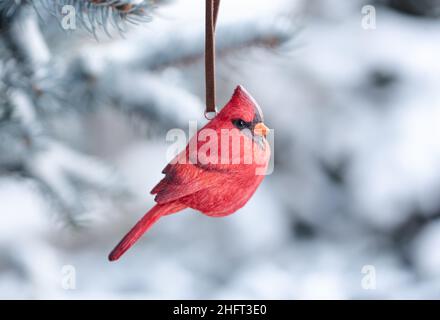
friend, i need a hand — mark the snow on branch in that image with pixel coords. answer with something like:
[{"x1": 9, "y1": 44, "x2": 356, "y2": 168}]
[
  {"x1": 0, "y1": 85, "x2": 122, "y2": 225},
  {"x1": 83, "y1": 15, "x2": 295, "y2": 70},
  {"x1": 1, "y1": 5, "x2": 50, "y2": 68},
  {"x1": 1, "y1": 0, "x2": 156, "y2": 35},
  {"x1": 101, "y1": 69, "x2": 203, "y2": 126}
]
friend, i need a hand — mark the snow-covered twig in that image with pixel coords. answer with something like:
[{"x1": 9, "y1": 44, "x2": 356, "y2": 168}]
[
  {"x1": 81, "y1": 15, "x2": 294, "y2": 70},
  {"x1": 102, "y1": 70, "x2": 203, "y2": 125},
  {"x1": 2, "y1": 5, "x2": 50, "y2": 69}
]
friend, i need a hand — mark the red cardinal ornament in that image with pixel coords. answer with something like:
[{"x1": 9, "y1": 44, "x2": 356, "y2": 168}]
[{"x1": 109, "y1": 85, "x2": 270, "y2": 261}]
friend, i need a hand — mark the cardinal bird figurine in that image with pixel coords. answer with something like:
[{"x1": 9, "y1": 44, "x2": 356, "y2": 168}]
[{"x1": 109, "y1": 85, "x2": 271, "y2": 261}]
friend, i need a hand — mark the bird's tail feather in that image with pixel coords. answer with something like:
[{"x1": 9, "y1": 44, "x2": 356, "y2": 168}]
[{"x1": 108, "y1": 202, "x2": 185, "y2": 261}]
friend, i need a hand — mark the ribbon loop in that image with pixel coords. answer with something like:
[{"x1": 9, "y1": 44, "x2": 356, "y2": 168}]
[{"x1": 205, "y1": 0, "x2": 220, "y2": 117}]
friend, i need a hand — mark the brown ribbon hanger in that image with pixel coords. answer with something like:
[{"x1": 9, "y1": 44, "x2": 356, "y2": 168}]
[{"x1": 205, "y1": 0, "x2": 220, "y2": 120}]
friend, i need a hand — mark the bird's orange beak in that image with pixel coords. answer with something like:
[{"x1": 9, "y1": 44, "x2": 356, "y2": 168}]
[{"x1": 254, "y1": 122, "x2": 270, "y2": 137}]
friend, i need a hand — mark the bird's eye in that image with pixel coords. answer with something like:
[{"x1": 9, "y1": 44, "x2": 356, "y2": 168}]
[{"x1": 232, "y1": 119, "x2": 247, "y2": 130}]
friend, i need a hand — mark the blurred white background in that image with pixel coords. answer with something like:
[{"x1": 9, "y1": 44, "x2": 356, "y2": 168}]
[{"x1": 1, "y1": 0, "x2": 440, "y2": 299}]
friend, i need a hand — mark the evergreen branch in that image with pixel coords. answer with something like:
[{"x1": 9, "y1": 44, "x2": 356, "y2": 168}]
[
  {"x1": 81, "y1": 15, "x2": 295, "y2": 70},
  {"x1": 102, "y1": 70, "x2": 203, "y2": 126},
  {"x1": 2, "y1": 5, "x2": 51, "y2": 69},
  {"x1": 1, "y1": 0, "x2": 156, "y2": 34}
]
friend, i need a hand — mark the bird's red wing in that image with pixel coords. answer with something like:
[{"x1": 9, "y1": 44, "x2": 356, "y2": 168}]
[{"x1": 151, "y1": 161, "x2": 217, "y2": 204}]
